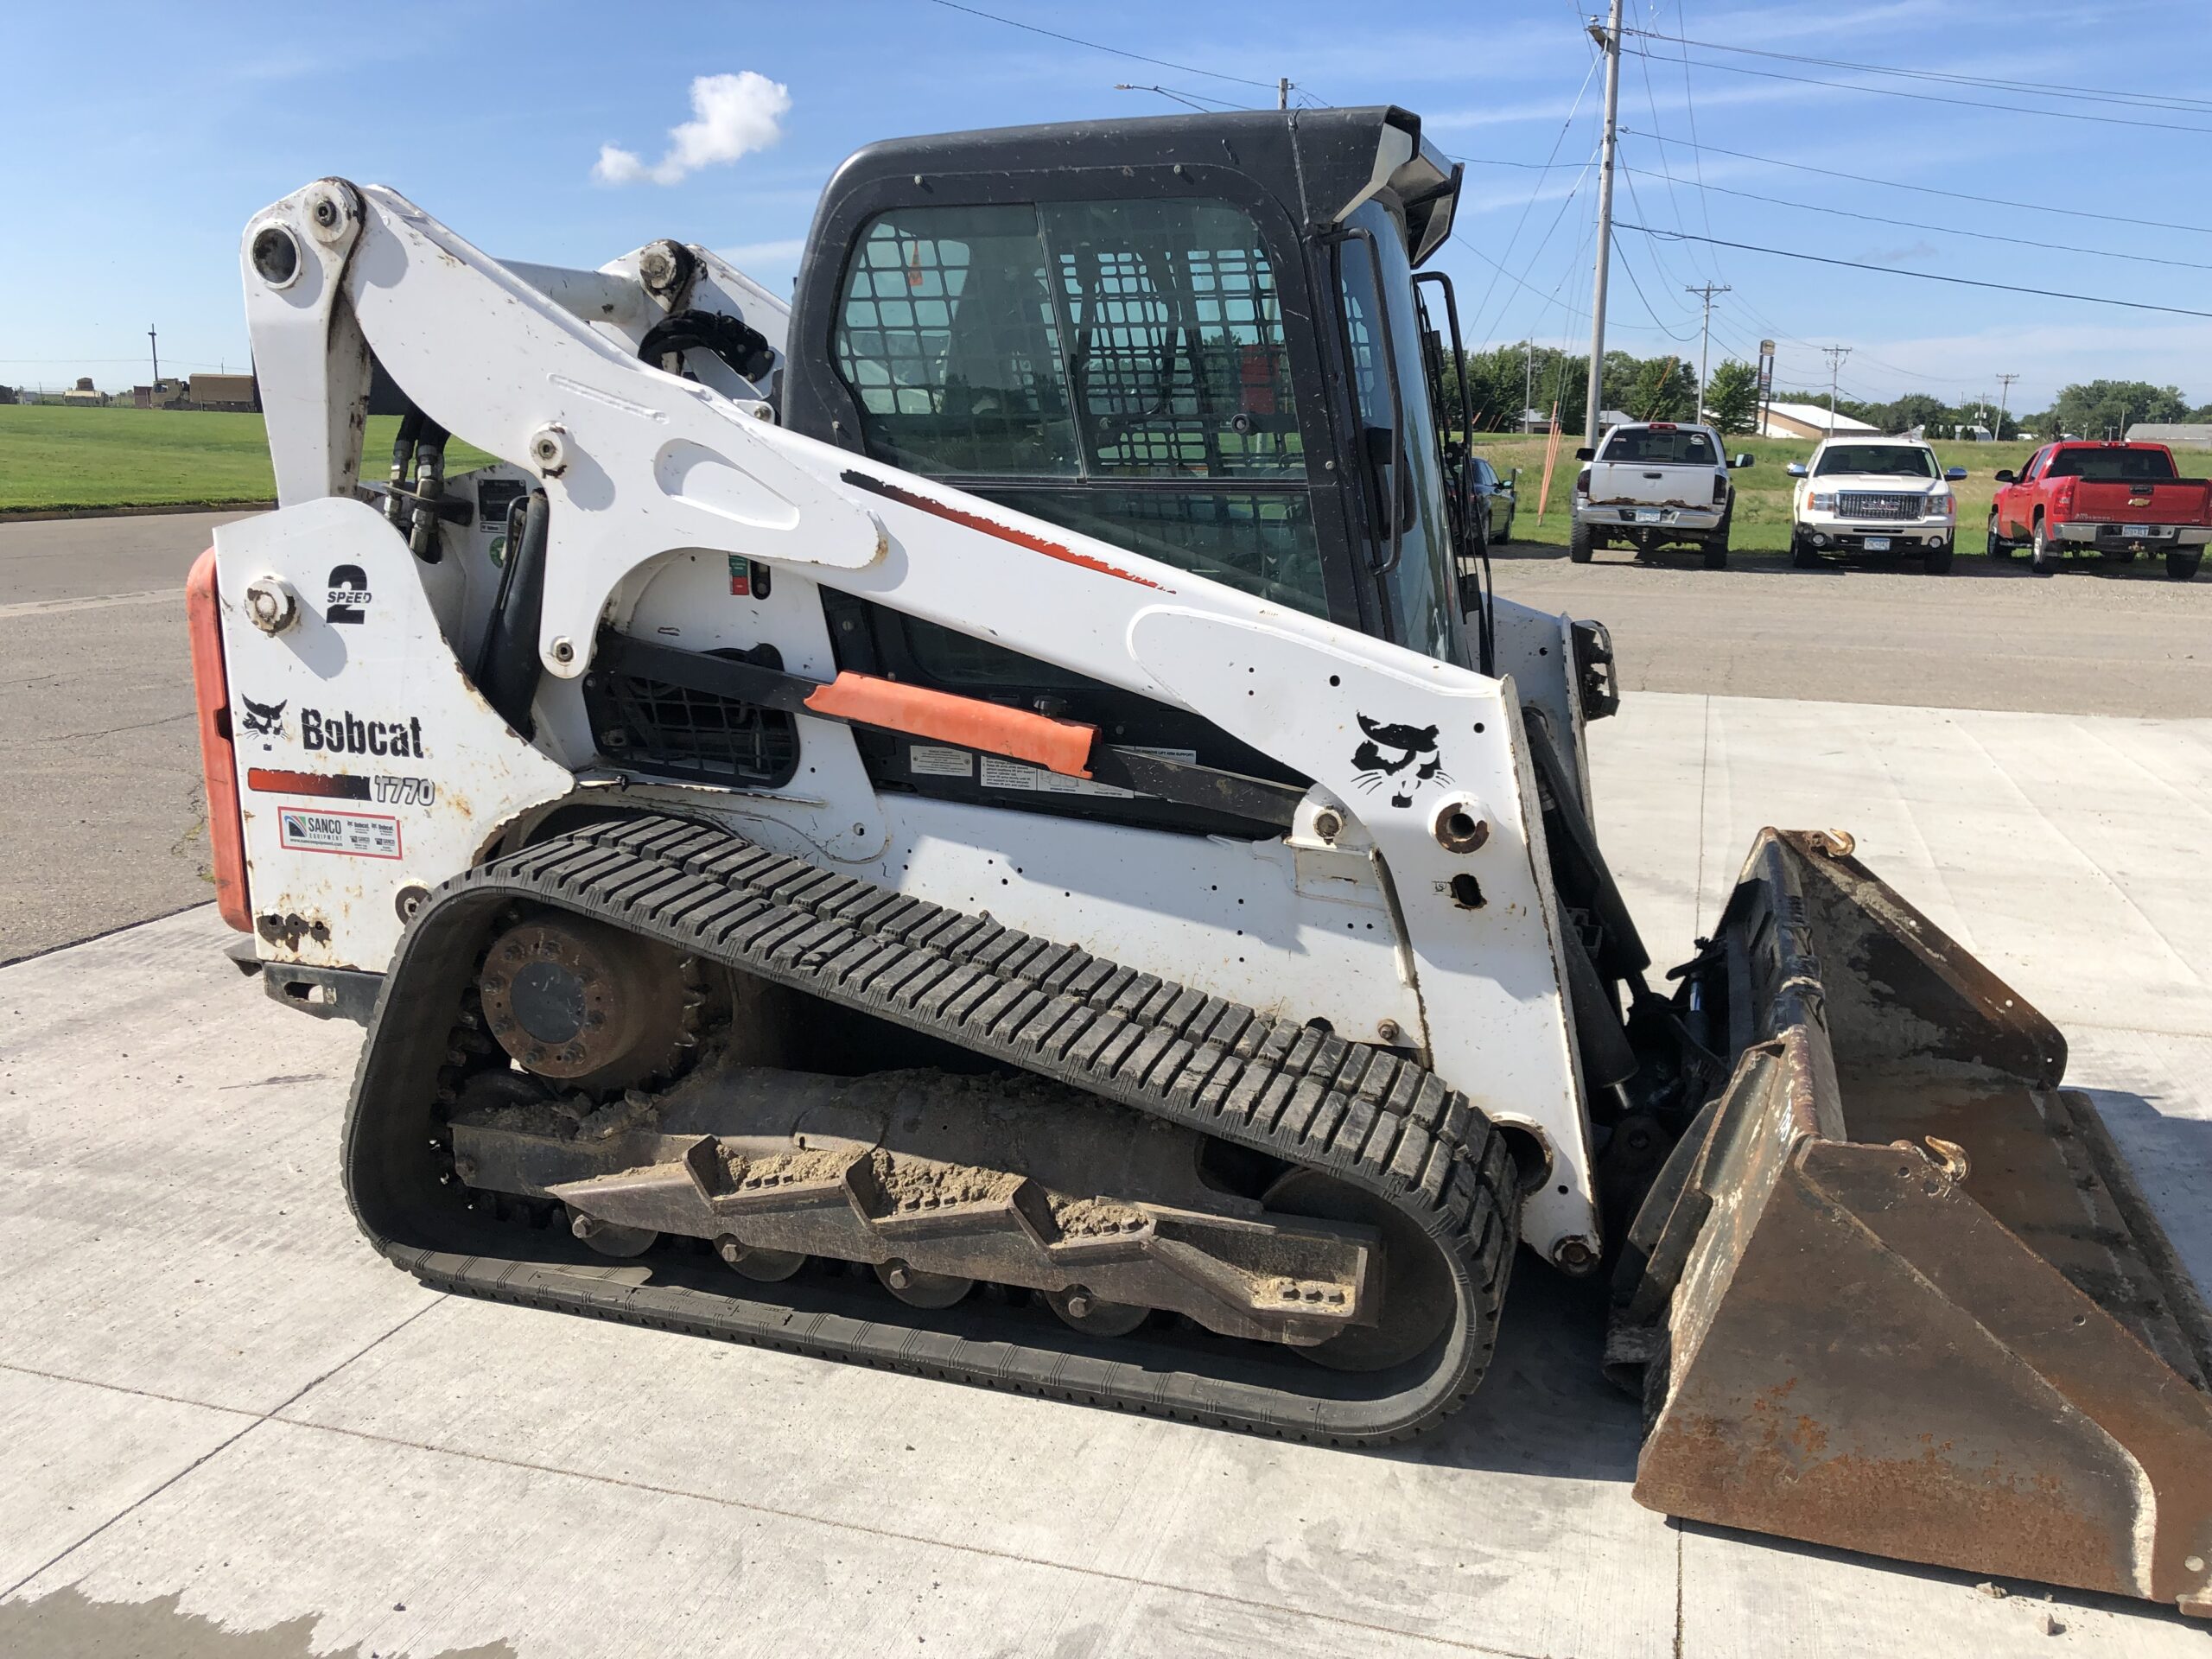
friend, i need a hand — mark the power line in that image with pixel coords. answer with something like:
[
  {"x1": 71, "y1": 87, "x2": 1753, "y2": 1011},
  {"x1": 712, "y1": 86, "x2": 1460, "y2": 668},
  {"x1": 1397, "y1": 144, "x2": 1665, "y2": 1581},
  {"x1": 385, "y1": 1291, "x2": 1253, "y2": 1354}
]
[
  {"x1": 1113, "y1": 83, "x2": 1252, "y2": 113},
  {"x1": 1619, "y1": 44, "x2": 2212, "y2": 137},
  {"x1": 1619, "y1": 26, "x2": 2212, "y2": 114},
  {"x1": 1610, "y1": 234, "x2": 1699, "y2": 341},
  {"x1": 1619, "y1": 128, "x2": 2212, "y2": 238},
  {"x1": 1619, "y1": 162, "x2": 2212, "y2": 273},
  {"x1": 919, "y1": 0, "x2": 1281, "y2": 91},
  {"x1": 1617, "y1": 223, "x2": 2212, "y2": 320},
  {"x1": 1460, "y1": 52, "x2": 1604, "y2": 341}
]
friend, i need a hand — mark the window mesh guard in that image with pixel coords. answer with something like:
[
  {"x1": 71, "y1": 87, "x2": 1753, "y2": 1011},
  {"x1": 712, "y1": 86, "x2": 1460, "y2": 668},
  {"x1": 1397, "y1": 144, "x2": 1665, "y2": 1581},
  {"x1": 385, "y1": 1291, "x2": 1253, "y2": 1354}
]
[{"x1": 585, "y1": 643, "x2": 799, "y2": 789}]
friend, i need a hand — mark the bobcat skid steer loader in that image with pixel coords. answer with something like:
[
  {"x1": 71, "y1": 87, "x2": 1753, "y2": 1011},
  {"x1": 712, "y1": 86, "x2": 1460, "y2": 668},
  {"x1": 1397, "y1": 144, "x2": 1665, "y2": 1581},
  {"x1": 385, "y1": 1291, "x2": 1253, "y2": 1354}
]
[{"x1": 188, "y1": 108, "x2": 2212, "y2": 1611}]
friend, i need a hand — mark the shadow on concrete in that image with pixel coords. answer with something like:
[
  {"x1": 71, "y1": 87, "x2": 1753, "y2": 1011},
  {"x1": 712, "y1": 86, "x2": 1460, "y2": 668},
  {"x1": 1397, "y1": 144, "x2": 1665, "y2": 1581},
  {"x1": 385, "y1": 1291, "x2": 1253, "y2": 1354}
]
[{"x1": 1369, "y1": 1255, "x2": 1643, "y2": 1483}]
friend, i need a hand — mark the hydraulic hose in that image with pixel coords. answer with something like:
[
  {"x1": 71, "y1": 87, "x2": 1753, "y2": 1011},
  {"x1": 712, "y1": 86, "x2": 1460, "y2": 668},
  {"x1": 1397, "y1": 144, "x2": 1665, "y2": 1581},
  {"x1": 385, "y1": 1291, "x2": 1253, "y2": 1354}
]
[{"x1": 473, "y1": 488, "x2": 549, "y2": 739}]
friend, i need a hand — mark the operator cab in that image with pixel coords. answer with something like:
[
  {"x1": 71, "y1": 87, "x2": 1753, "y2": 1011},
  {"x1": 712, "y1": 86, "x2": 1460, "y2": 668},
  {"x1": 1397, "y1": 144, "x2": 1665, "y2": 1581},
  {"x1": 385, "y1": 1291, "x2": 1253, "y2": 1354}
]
[{"x1": 779, "y1": 107, "x2": 1481, "y2": 835}]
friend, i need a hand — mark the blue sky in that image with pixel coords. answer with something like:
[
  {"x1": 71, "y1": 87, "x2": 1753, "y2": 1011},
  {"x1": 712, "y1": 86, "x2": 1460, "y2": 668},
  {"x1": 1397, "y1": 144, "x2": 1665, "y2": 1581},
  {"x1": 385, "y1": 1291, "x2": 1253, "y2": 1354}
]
[{"x1": 5, "y1": 0, "x2": 2208, "y2": 413}]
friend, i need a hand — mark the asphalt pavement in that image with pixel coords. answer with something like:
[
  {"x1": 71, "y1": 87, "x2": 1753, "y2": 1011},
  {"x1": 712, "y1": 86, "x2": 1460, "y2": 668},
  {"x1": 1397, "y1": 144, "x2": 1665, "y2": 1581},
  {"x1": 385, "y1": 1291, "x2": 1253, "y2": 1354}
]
[
  {"x1": 1487, "y1": 534, "x2": 2212, "y2": 717},
  {"x1": 0, "y1": 511, "x2": 251, "y2": 963}
]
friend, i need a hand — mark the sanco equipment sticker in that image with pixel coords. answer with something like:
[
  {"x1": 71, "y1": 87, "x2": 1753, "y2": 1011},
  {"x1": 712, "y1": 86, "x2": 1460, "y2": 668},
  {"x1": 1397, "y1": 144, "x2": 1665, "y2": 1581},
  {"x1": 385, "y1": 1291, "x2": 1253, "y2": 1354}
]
[{"x1": 277, "y1": 808, "x2": 403, "y2": 859}]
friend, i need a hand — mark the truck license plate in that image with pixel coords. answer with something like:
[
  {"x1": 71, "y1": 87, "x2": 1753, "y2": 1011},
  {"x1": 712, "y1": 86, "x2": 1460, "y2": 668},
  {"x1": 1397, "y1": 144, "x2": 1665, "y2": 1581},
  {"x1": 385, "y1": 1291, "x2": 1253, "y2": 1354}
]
[
  {"x1": 2124, "y1": 524, "x2": 2150, "y2": 537},
  {"x1": 1635, "y1": 509, "x2": 1662, "y2": 524},
  {"x1": 1864, "y1": 536, "x2": 1891, "y2": 550}
]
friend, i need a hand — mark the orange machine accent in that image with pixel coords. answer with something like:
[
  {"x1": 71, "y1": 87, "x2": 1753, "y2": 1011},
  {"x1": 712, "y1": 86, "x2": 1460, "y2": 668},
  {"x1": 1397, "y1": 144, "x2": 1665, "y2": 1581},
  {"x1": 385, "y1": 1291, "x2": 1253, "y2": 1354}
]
[
  {"x1": 187, "y1": 547, "x2": 252, "y2": 931},
  {"x1": 804, "y1": 671, "x2": 1097, "y2": 778}
]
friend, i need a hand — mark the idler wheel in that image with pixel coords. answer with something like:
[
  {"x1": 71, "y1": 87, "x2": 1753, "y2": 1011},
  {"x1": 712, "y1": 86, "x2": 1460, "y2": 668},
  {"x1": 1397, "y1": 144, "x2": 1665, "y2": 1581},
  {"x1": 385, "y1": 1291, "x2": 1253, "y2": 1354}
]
[
  {"x1": 1046, "y1": 1285, "x2": 1148, "y2": 1338},
  {"x1": 479, "y1": 914, "x2": 696, "y2": 1090},
  {"x1": 1262, "y1": 1168, "x2": 1453, "y2": 1373},
  {"x1": 874, "y1": 1257, "x2": 972, "y2": 1309},
  {"x1": 567, "y1": 1208, "x2": 658, "y2": 1258},
  {"x1": 715, "y1": 1236, "x2": 805, "y2": 1283}
]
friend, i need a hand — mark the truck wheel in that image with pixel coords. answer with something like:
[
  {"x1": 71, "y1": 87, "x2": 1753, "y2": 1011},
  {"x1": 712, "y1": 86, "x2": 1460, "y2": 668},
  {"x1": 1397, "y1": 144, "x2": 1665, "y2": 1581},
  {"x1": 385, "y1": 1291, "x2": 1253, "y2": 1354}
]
[
  {"x1": 2170, "y1": 550, "x2": 2204, "y2": 582},
  {"x1": 1569, "y1": 520, "x2": 1594, "y2": 563},
  {"x1": 2031, "y1": 517, "x2": 2062, "y2": 575},
  {"x1": 1986, "y1": 517, "x2": 2012, "y2": 559},
  {"x1": 1923, "y1": 543, "x2": 1954, "y2": 575},
  {"x1": 1700, "y1": 506, "x2": 1732, "y2": 569},
  {"x1": 1790, "y1": 531, "x2": 1821, "y2": 569}
]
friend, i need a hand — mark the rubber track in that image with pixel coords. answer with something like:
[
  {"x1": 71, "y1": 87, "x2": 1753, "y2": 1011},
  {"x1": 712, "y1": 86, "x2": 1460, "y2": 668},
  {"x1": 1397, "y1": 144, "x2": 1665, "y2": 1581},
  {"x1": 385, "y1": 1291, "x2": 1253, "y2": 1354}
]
[{"x1": 346, "y1": 813, "x2": 1518, "y2": 1443}]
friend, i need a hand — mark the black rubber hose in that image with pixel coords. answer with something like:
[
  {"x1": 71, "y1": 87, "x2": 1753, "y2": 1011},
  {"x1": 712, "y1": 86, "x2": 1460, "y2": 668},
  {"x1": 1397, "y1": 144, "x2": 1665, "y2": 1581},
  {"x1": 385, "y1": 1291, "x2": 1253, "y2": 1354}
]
[
  {"x1": 639, "y1": 309, "x2": 776, "y2": 383},
  {"x1": 474, "y1": 488, "x2": 549, "y2": 739}
]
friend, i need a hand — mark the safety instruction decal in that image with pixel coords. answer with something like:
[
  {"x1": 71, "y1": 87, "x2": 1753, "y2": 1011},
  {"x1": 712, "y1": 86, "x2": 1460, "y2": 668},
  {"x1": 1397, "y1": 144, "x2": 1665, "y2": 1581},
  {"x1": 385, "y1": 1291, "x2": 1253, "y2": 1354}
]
[{"x1": 277, "y1": 807, "x2": 403, "y2": 860}]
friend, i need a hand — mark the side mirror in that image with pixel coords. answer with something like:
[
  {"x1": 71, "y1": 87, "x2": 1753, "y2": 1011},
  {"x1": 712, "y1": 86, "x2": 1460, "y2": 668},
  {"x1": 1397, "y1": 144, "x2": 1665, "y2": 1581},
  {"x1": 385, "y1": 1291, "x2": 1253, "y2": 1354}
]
[
  {"x1": 1574, "y1": 446, "x2": 1595, "y2": 461},
  {"x1": 1731, "y1": 454, "x2": 1755, "y2": 469},
  {"x1": 1945, "y1": 466, "x2": 1968, "y2": 481},
  {"x1": 1993, "y1": 469, "x2": 2016, "y2": 484},
  {"x1": 1785, "y1": 461, "x2": 1808, "y2": 478}
]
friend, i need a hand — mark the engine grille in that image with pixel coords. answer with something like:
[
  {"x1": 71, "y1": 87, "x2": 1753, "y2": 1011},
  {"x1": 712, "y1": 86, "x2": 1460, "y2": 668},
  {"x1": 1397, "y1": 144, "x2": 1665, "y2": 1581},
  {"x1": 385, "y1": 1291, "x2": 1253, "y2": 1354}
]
[
  {"x1": 585, "y1": 645, "x2": 799, "y2": 789},
  {"x1": 1837, "y1": 491, "x2": 1925, "y2": 521}
]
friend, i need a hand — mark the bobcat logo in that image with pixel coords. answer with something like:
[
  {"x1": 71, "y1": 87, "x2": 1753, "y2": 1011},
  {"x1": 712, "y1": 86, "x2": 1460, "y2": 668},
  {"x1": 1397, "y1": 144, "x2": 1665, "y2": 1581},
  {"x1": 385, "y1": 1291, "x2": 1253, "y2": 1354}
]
[
  {"x1": 1351, "y1": 714, "x2": 1447, "y2": 809},
  {"x1": 239, "y1": 696, "x2": 287, "y2": 739}
]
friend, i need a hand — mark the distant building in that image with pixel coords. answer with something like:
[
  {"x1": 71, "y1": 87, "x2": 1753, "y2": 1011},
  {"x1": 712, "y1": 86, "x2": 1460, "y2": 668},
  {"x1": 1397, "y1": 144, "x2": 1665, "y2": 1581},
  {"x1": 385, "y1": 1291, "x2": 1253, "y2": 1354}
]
[
  {"x1": 2126, "y1": 422, "x2": 2212, "y2": 450},
  {"x1": 62, "y1": 376, "x2": 106, "y2": 406},
  {"x1": 188, "y1": 372, "x2": 258, "y2": 411},
  {"x1": 1759, "y1": 400, "x2": 1881, "y2": 440}
]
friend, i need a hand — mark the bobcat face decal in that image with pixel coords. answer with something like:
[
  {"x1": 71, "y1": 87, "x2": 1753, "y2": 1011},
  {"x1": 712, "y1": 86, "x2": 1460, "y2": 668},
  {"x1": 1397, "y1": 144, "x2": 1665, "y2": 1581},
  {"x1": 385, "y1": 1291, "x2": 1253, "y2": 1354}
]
[
  {"x1": 239, "y1": 696, "x2": 287, "y2": 738},
  {"x1": 1351, "y1": 714, "x2": 1448, "y2": 809}
]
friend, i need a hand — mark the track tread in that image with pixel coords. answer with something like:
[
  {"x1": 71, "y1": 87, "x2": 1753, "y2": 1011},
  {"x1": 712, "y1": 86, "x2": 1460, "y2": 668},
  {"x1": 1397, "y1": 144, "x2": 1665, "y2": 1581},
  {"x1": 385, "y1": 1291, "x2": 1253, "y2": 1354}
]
[{"x1": 351, "y1": 815, "x2": 1520, "y2": 1445}]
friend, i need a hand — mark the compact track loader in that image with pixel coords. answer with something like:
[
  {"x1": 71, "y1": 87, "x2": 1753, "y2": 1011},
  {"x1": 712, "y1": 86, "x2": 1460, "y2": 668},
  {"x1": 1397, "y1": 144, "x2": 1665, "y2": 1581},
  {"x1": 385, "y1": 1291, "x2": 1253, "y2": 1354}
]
[{"x1": 190, "y1": 108, "x2": 2212, "y2": 1611}]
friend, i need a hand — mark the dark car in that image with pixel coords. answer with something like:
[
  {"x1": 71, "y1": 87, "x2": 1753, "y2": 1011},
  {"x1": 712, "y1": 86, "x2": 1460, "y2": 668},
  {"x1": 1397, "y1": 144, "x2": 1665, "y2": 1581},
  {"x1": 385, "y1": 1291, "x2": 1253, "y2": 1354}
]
[{"x1": 1465, "y1": 454, "x2": 1517, "y2": 548}]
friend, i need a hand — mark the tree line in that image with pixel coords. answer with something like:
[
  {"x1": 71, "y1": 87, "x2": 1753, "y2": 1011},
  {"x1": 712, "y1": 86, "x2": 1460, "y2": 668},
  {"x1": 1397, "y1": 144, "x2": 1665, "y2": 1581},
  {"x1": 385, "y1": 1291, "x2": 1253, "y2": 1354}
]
[{"x1": 1444, "y1": 345, "x2": 2212, "y2": 443}]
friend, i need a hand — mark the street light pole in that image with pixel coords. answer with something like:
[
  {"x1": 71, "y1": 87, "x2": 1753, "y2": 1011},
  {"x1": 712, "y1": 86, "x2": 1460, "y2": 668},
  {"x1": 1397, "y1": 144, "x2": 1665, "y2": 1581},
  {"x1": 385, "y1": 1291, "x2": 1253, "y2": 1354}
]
[{"x1": 1582, "y1": 0, "x2": 1624, "y2": 443}]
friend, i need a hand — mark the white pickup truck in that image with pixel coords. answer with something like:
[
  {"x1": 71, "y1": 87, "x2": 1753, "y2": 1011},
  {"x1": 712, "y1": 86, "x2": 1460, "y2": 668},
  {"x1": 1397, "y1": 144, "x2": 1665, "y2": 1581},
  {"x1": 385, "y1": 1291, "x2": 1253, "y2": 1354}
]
[{"x1": 1570, "y1": 421, "x2": 1754, "y2": 569}]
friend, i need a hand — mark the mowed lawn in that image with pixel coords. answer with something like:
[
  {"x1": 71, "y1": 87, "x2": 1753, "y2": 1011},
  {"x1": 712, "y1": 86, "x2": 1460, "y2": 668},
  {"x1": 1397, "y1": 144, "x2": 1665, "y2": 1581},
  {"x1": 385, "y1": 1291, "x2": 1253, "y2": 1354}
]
[
  {"x1": 0, "y1": 404, "x2": 494, "y2": 512},
  {"x1": 1471, "y1": 432, "x2": 2051, "y2": 555}
]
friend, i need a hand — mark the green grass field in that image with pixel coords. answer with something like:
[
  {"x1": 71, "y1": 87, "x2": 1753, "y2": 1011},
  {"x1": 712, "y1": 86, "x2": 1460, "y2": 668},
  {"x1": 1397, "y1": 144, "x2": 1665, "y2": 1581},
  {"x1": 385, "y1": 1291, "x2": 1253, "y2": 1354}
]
[
  {"x1": 1471, "y1": 431, "x2": 2044, "y2": 554},
  {"x1": 0, "y1": 402, "x2": 2057, "y2": 552},
  {"x1": 0, "y1": 404, "x2": 495, "y2": 512}
]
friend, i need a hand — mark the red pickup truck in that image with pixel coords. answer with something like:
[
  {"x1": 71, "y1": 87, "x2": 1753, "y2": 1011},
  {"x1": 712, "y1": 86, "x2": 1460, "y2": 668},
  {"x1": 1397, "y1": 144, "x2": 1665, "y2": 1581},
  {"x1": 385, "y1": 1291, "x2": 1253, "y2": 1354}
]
[{"x1": 1989, "y1": 441, "x2": 2209, "y2": 579}]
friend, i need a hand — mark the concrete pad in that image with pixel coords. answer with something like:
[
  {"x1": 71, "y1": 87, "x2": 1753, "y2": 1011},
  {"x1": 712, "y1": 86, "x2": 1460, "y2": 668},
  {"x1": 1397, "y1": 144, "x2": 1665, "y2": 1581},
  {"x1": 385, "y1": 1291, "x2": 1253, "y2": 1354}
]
[
  {"x1": 1590, "y1": 694, "x2": 2212, "y2": 1040},
  {"x1": 276, "y1": 1279, "x2": 1670, "y2": 1659},
  {"x1": 0, "y1": 1368, "x2": 249, "y2": 1592},
  {"x1": 3, "y1": 692, "x2": 2209, "y2": 1655},
  {"x1": 8, "y1": 1417, "x2": 1535, "y2": 1659},
  {"x1": 0, "y1": 907, "x2": 436, "y2": 1413}
]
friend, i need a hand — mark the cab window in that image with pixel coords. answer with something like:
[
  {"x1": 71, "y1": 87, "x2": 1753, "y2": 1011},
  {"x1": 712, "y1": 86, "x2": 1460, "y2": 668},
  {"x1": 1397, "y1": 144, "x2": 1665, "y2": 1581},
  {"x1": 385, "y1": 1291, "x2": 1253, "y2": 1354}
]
[{"x1": 832, "y1": 199, "x2": 1324, "y2": 614}]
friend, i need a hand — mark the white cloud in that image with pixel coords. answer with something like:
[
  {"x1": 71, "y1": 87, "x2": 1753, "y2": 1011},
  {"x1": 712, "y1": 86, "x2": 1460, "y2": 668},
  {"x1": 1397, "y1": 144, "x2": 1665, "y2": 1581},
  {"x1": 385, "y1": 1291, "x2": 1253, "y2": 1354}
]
[{"x1": 594, "y1": 72, "x2": 791, "y2": 187}]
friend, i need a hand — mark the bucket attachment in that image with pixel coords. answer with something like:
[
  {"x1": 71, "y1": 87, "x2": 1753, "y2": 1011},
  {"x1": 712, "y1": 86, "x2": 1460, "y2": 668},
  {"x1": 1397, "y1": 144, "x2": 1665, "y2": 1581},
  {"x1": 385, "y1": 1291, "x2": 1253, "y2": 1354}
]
[{"x1": 1611, "y1": 829, "x2": 2212, "y2": 1614}]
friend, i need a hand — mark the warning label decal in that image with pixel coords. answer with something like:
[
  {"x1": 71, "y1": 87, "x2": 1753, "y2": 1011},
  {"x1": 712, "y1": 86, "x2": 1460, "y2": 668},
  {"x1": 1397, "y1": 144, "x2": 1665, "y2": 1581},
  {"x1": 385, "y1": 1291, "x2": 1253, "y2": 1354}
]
[{"x1": 277, "y1": 808, "x2": 403, "y2": 860}]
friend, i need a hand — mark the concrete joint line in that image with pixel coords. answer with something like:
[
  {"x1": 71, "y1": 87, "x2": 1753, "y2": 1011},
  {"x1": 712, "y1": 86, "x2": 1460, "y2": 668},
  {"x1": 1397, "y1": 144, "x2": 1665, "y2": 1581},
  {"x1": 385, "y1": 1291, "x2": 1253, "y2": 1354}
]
[{"x1": 0, "y1": 1300, "x2": 445, "y2": 1603}]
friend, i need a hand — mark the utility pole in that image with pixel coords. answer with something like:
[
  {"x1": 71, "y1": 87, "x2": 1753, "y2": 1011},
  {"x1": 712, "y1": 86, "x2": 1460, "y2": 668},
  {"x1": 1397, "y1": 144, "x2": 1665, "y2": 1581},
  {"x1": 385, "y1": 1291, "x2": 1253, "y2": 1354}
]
[
  {"x1": 1278, "y1": 77, "x2": 1289, "y2": 111},
  {"x1": 1582, "y1": 0, "x2": 1624, "y2": 444},
  {"x1": 1821, "y1": 344, "x2": 1851, "y2": 435},
  {"x1": 148, "y1": 325, "x2": 160, "y2": 398},
  {"x1": 1994, "y1": 372, "x2": 2019, "y2": 442},
  {"x1": 1684, "y1": 282, "x2": 1731, "y2": 423}
]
